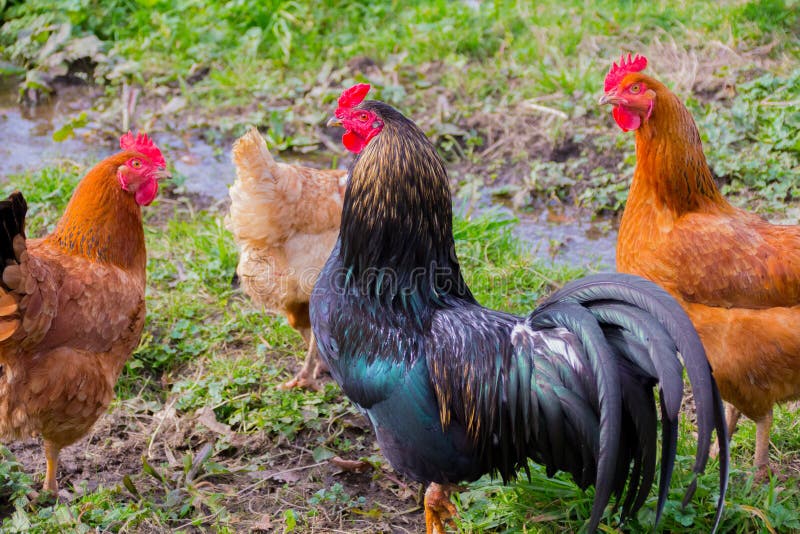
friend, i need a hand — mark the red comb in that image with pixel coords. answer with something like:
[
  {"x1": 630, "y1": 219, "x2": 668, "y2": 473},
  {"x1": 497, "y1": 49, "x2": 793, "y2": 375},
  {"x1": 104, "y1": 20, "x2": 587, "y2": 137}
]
[
  {"x1": 604, "y1": 54, "x2": 648, "y2": 91},
  {"x1": 119, "y1": 131, "x2": 166, "y2": 167},
  {"x1": 337, "y1": 83, "x2": 371, "y2": 109}
]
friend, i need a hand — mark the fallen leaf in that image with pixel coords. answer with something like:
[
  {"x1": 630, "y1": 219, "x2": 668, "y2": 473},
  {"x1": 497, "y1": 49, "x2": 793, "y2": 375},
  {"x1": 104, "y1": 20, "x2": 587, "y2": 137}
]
[
  {"x1": 329, "y1": 456, "x2": 372, "y2": 473},
  {"x1": 196, "y1": 406, "x2": 235, "y2": 438},
  {"x1": 251, "y1": 515, "x2": 273, "y2": 532}
]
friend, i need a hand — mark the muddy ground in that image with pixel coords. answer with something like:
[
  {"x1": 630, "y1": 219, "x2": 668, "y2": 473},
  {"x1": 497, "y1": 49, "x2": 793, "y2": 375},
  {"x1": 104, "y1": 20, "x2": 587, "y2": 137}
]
[{"x1": 6, "y1": 347, "x2": 427, "y2": 533}]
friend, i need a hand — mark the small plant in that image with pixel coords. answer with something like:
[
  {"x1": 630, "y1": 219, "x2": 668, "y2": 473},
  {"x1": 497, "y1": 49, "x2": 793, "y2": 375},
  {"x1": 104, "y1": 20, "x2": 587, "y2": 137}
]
[{"x1": 0, "y1": 446, "x2": 35, "y2": 509}]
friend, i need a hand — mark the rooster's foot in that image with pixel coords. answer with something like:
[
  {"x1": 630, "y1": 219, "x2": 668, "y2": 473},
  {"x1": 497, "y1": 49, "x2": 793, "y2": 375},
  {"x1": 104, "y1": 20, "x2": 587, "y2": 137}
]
[{"x1": 424, "y1": 483, "x2": 458, "y2": 534}]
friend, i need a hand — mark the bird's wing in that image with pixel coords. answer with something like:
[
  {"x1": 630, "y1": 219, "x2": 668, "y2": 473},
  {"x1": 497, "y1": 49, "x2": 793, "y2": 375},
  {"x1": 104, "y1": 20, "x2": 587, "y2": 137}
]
[
  {"x1": 0, "y1": 192, "x2": 58, "y2": 350},
  {"x1": 650, "y1": 210, "x2": 800, "y2": 308}
]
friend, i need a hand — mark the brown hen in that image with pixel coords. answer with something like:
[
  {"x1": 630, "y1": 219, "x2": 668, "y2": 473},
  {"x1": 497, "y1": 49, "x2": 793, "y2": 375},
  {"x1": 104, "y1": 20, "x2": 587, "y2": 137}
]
[
  {"x1": 602, "y1": 54, "x2": 800, "y2": 479},
  {"x1": 228, "y1": 128, "x2": 346, "y2": 390},
  {"x1": 0, "y1": 132, "x2": 168, "y2": 493}
]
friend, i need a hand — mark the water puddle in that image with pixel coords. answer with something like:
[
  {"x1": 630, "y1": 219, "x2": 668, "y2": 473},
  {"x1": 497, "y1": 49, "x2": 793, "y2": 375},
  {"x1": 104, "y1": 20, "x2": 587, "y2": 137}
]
[
  {"x1": 0, "y1": 77, "x2": 106, "y2": 176},
  {"x1": 472, "y1": 202, "x2": 617, "y2": 270},
  {"x1": 0, "y1": 80, "x2": 618, "y2": 270},
  {"x1": 515, "y1": 208, "x2": 616, "y2": 270}
]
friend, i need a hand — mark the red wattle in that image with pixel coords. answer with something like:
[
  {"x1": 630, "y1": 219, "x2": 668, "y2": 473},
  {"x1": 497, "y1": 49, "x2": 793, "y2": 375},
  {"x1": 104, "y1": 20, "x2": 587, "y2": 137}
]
[
  {"x1": 135, "y1": 178, "x2": 159, "y2": 206},
  {"x1": 613, "y1": 106, "x2": 641, "y2": 132},
  {"x1": 343, "y1": 131, "x2": 366, "y2": 153}
]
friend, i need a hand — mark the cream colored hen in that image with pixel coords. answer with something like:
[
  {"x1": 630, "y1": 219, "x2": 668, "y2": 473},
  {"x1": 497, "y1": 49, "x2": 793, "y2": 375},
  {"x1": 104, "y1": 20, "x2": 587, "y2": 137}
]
[{"x1": 228, "y1": 128, "x2": 346, "y2": 389}]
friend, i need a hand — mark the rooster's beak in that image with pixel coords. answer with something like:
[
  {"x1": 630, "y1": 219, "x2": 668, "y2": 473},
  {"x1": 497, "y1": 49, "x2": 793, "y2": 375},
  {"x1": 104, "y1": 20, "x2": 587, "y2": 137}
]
[
  {"x1": 327, "y1": 117, "x2": 342, "y2": 128},
  {"x1": 599, "y1": 92, "x2": 625, "y2": 106},
  {"x1": 155, "y1": 168, "x2": 172, "y2": 180}
]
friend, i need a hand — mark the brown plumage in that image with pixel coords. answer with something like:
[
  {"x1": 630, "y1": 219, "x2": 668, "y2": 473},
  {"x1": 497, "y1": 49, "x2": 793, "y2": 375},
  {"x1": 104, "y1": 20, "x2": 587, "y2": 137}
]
[
  {"x1": 0, "y1": 138, "x2": 168, "y2": 493},
  {"x1": 227, "y1": 128, "x2": 346, "y2": 390},
  {"x1": 604, "y1": 56, "x2": 800, "y2": 479}
]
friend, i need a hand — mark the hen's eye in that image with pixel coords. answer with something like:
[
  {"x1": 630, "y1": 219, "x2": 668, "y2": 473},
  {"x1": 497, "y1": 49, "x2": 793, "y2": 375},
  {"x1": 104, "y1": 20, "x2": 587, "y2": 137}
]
[
  {"x1": 629, "y1": 83, "x2": 641, "y2": 94},
  {"x1": 131, "y1": 159, "x2": 142, "y2": 169}
]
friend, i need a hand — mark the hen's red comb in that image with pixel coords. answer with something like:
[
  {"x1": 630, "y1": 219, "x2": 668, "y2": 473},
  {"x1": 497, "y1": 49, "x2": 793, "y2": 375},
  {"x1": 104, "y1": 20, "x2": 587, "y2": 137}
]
[
  {"x1": 119, "y1": 131, "x2": 166, "y2": 167},
  {"x1": 604, "y1": 54, "x2": 648, "y2": 91},
  {"x1": 337, "y1": 83, "x2": 371, "y2": 109}
]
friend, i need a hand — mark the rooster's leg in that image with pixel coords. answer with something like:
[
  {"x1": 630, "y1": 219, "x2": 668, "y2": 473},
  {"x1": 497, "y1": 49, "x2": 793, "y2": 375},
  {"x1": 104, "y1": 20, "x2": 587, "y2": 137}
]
[
  {"x1": 279, "y1": 329, "x2": 323, "y2": 391},
  {"x1": 43, "y1": 440, "x2": 60, "y2": 494},
  {"x1": 424, "y1": 483, "x2": 458, "y2": 534},
  {"x1": 754, "y1": 409, "x2": 773, "y2": 482}
]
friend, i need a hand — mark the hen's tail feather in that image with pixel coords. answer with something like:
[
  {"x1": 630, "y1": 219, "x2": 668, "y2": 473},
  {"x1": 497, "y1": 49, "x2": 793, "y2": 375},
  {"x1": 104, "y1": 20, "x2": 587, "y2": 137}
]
[
  {"x1": 0, "y1": 192, "x2": 26, "y2": 264},
  {"x1": 231, "y1": 127, "x2": 279, "y2": 185},
  {"x1": 0, "y1": 192, "x2": 26, "y2": 343},
  {"x1": 543, "y1": 273, "x2": 728, "y2": 532}
]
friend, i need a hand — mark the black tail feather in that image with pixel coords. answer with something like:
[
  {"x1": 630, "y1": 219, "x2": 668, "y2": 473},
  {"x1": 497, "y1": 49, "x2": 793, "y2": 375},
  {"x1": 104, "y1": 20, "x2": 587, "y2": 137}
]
[
  {"x1": 540, "y1": 273, "x2": 728, "y2": 532},
  {"x1": 528, "y1": 301, "x2": 622, "y2": 533},
  {"x1": 0, "y1": 191, "x2": 27, "y2": 264}
]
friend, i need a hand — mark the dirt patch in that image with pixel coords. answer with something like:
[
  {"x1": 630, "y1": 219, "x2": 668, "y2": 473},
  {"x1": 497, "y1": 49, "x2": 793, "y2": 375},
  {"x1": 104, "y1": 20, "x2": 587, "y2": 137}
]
[
  {"x1": 4, "y1": 352, "x2": 426, "y2": 533},
  {"x1": 6, "y1": 410, "x2": 146, "y2": 501}
]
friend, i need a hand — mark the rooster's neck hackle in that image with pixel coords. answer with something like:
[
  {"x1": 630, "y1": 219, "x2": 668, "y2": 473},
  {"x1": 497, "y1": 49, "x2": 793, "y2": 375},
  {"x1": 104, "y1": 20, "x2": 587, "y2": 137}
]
[
  {"x1": 340, "y1": 102, "x2": 473, "y2": 308},
  {"x1": 49, "y1": 154, "x2": 146, "y2": 272},
  {"x1": 632, "y1": 80, "x2": 728, "y2": 215}
]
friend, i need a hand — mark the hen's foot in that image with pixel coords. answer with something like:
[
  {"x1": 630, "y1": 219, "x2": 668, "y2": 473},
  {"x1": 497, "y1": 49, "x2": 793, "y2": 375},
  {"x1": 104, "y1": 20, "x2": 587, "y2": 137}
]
[
  {"x1": 313, "y1": 359, "x2": 329, "y2": 378},
  {"x1": 43, "y1": 440, "x2": 60, "y2": 494},
  {"x1": 709, "y1": 438, "x2": 721, "y2": 460},
  {"x1": 278, "y1": 371, "x2": 322, "y2": 391},
  {"x1": 755, "y1": 463, "x2": 773, "y2": 484},
  {"x1": 424, "y1": 483, "x2": 458, "y2": 534},
  {"x1": 712, "y1": 402, "x2": 741, "y2": 459},
  {"x1": 753, "y1": 410, "x2": 773, "y2": 484}
]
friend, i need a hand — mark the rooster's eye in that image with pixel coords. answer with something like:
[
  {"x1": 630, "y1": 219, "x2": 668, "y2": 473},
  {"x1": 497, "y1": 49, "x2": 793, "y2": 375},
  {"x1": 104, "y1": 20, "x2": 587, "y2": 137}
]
[
  {"x1": 131, "y1": 159, "x2": 142, "y2": 169},
  {"x1": 358, "y1": 112, "x2": 369, "y2": 121},
  {"x1": 629, "y1": 83, "x2": 641, "y2": 94}
]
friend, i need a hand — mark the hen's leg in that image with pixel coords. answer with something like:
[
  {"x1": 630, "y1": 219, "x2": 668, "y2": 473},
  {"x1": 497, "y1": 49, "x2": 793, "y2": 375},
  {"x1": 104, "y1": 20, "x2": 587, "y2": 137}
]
[
  {"x1": 712, "y1": 402, "x2": 742, "y2": 459},
  {"x1": 726, "y1": 403, "x2": 741, "y2": 438},
  {"x1": 279, "y1": 328, "x2": 322, "y2": 391},
  {"x1": 754, "y1": 409, "x2": 773, "y2": 482},
  {"x1": 43, "y1": 440, "x2": 60, "y2": 494},
  {"x1": 313, "y1": 347, "x2": 329, "y2": 378},
  {"x1": 424, "y1": 483, "x2": 458, "y2": 534}
]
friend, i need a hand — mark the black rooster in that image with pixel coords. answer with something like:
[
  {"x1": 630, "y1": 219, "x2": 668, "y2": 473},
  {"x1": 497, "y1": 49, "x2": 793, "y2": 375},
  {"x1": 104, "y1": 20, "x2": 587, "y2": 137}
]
[{"x1": 311, "y1": 84, "x2": 728, "y2": 533}]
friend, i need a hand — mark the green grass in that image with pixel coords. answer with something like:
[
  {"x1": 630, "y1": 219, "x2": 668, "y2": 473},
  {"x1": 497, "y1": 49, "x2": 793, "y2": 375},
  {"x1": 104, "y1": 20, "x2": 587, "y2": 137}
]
[
  {"x1": 1, "y1": 0, "x2": 797, "y2": 213},
  {"x1": 0, "y1": 0, "x2": 798, "y2": 531}
]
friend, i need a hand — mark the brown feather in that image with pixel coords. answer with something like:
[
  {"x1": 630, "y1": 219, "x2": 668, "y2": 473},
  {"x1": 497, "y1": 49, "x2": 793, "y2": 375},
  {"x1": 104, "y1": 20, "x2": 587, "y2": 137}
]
[
  {"x1": 0, "y1": 319, "x2": 19, "y2": 341},
  {"x1": 2, "y1": 265, "x2": 21, "y2": 289}
]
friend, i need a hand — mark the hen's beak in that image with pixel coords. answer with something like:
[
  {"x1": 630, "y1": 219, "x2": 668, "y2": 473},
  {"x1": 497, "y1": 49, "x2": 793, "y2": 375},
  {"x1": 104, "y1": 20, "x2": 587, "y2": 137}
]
[
  {"x1": 327, "y1": 117, "x2": 342, "y2": 128},
  {"x1": 155, "y1": 168, "x2": 172, "y2": 180},
  {"x1": 599, "y1": 92, "x2": 625, "y2": 106}
]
